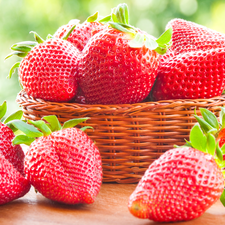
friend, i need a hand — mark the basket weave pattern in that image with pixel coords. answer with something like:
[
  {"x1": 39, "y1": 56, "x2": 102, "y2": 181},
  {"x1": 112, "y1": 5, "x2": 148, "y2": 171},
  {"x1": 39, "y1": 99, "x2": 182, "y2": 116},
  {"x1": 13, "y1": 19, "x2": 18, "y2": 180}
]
[{"x1": 17, "y1": 90, "x2": 225, "y2": 183}]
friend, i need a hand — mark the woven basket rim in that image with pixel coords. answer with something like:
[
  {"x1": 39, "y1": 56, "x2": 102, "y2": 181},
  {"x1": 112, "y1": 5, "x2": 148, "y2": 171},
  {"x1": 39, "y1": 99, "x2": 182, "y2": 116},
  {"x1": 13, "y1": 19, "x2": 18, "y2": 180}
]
[{"x1": 17, "y1": 90, "x2": 225, "y2": 111}]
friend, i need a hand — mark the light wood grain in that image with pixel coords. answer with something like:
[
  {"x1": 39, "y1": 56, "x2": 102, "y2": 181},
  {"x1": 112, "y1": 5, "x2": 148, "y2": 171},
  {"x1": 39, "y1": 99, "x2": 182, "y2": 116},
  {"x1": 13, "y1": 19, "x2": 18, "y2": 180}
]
[{"x1": 0, "y1": 183, "x2": 224, "y2": 225}]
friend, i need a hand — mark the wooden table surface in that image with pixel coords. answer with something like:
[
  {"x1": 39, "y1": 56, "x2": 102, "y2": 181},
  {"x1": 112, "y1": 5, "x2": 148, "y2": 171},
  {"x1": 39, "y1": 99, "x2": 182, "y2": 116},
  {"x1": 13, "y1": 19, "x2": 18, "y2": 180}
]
[{"x1": 0, "y1": 183, "x2": 224, "y2": 225}]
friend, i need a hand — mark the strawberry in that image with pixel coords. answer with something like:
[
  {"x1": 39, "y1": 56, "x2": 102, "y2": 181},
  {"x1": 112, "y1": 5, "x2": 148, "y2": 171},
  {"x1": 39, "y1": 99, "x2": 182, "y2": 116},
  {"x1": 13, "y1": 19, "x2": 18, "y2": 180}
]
[
  {"x1": 78, "y1": 3, "x2": 172, "y2": 104},
  {"x1": 151, "y1": 19, "x2": 225, "y2": 101},
  {"x1": 6, "y1": 27, "x2": 80, "y2": 102},
  {"x1": 166, "y1": 18, "x2": 225, "y2": 55},
  {"x1": 12, "y1": 116, "x2": 102, "y2": 205},
  {"x1": 0, "y1": 101, "x2": 30, "y2": 205},
  {"x1": 0, "y1": 152, "x2": 30, "y2": 205},
  {"x1": 54, "y1": 12, "x2": 107, "y2": 52},
  {"x1": 128, "y1": 108, "x2": 225, "y2": 222},
  {"x1": 151, "y1": 48, "x2": 225, "y2": 100}
]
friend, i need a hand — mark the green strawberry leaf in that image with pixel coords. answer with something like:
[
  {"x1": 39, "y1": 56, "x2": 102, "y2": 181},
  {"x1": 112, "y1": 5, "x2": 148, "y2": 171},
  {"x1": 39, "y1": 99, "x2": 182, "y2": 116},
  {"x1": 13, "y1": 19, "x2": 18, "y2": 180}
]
[
  {"x1": 156, "y1": 27, "x2": 172, "y2": 47},
  {"x1": 7, "y1": 62, "x2": 20, "y2": 79},
  {"x1": 221, "y1": 144, "x2": 225, "y2": 155},
  {"x1": 190, "y1": 124, "x2": 207, "y2": 152},
  {"x1": 184, "y1": 139, "x2": 192, "y2": 146},
  {"x1": 128, "y1": 33, "x2": 145, "y2": 48},
  {"x1": 220, "y1": 107, "x2": 225, "y2": 129},
  {"x1": 62, "y1": 24, "x2": 77, "y2": 40},
  {"x1": 200, "y1": 108, "x2": 219, "y2": 130},
  {"x1": 11, "y1": 41, "x2": 37, "y2": 49},
  {"x1": 10, "y1": 119, "x2": 43, "y2": 138},
  {"x1": 220, "y1": 189, "x2": 225, "y2": 207},
  {"x1": 30, "y1": 31, "x2": 44, "y2": 44},
  {"x1": 216, "y1": 143, "x2": 223, "y2": 163},
  {"x1": 114, "y1": 3, "x2": 129, "y2": 25},
  {"x1": 98, "y1": 15, "x2": 112, "y2": 23},
  {"x1": 62, "y1": 117, "x2": 89, "y2": 129},
  {"x1": 0, "y1": 101, "x2": 7, "y2": 121},
  {"x1": 28, "y1": 120, "x2": 52, "y2": 136},
  {"x1": 11, "y1": 45, "x2": 32, "y2": 52},
  {"x1": 5, "y1": 51, "x2": 28, "y2": 60},
  {"x1": 46, "y1": 34, "x2": 53, "y2": 39},
  {"x1": 155, "y1": 27, "x2": 172, "y2": 55},
  {"x1": 111, "y1": 13, "x2": 119, "y2": 23},
  {"x1": 80, "y1": 126, "x2": 94, "y2": 132},
  {"x1": 87, "y1": 11, "x2": 99, "y2": 22},
  {"x1": 194, "y1": 115, "x2": 217, "y2": 135},
  {"x1": 4, "y1": 110, "x2": 23, "y2": 124},
  {"x1": 108, "y1": 22, "x2": 132, "y2": 34},
  {"x1": 42, "y1": 115, "x2": 62, "y2": 132},
  {"x1": 13, "y1": 134, "x2": 35, "y2": 146},
  {"x1": 206, "y1": 133, "x2": 216, "y2": 156}
]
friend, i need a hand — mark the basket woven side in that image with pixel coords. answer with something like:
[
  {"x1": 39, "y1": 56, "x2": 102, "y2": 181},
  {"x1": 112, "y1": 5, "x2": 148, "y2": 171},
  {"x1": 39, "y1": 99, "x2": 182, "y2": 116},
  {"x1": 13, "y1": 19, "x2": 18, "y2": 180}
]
[{"x1": 17, "y1": 91, "x2": 225, "y2": 183}]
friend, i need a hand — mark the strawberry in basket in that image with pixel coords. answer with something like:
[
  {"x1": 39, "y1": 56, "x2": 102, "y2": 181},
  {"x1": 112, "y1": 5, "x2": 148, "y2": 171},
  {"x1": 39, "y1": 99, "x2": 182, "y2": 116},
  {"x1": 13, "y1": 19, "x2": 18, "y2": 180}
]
[
  {"x1": 151, "y1": 19, "x2": 225, "y2": 101},
  {"x1": 5, "y1": 25, "x2": 80, "y2": 103},
  {"x1": 78, "y1": 3, "x2": 172, "y2": 104},
  {"x1": 128, "y1": 107, "x2": 225, "y2": 222},
  {"x1": 11, "y1": 116, "x2": 102, "y2": 204},
  {"x1": 0, "y1": 101, "x2": 30, "y2": 205},
  {"x1": 54, "y1": 12, "x2": 107, "y2": 51}
]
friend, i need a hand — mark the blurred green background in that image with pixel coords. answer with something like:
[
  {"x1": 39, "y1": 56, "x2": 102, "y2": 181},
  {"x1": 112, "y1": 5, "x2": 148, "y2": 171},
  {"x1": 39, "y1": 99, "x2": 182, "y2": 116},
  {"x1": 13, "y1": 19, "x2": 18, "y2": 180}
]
[{"x1": 1, "y1": 0, "x2": 225, "y2": 115}]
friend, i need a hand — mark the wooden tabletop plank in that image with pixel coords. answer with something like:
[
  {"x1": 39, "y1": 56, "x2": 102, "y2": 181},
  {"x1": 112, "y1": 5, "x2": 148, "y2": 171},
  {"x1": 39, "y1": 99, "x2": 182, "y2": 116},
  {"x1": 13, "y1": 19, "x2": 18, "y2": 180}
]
[{"x1": 0, "y1": 183, "x2": 224, "y2": 225}]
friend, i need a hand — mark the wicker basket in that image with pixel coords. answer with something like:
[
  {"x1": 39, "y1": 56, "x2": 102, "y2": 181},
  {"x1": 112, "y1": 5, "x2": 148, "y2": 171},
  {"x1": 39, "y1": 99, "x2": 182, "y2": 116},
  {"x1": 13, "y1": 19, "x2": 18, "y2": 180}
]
[{"x1": 17, "y1": 90, "x2": 225, "y2": 183}]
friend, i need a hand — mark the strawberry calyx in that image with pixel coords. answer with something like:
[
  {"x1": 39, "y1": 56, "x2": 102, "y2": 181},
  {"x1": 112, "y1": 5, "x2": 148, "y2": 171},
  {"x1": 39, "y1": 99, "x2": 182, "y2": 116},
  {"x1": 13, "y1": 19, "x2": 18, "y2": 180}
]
[
  {"x1": 178, "y1": 107, "x2": 225, "y2": 169},
  {"x1": 0, "y1": 101, "x2": 23, "y2": 132},
  {"x1": 175, "y1": 107, "x2": 225, "y2": 206},
  {"x1": 11, "y1": 115, "x2": 91, "y2": 146},
  {"x1": 105, "y1": 3, "x2": 172, "y2": 55}
]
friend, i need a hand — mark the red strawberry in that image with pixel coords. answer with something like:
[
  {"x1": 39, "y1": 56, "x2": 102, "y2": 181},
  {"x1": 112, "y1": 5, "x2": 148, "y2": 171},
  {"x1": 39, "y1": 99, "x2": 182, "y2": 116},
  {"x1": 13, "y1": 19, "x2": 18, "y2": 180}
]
[
  {"x1": 151, "y1": 19, "x2": 225, "y2": 101},
  {"x1": 166, "y1": 18, "x2": 225, "y2": 55},
  {"x1": 0, "y1": 152, "x2": 30, "y2": 205},
  {"x1": 78, "y1": 4, "x2": 172, "y2": 104},
  {"x1": 54, "y1": 16, "x2": 107, "y2": 51},
  {"x1": 151, "y1": 48, "x2": 225, "y2": 100},
  {"x1": 128, "y1": 147, "x2": 224, "y2": 222},
  {"x1": 0, "y1": 101, "x2": 30, "y2": 205},
  {"x1": 128, "y1": 112, "x2": 225, "y2": 222},
  {"x1": 12, "y1": 116, "x2": 102, "y2": 204},
  {"x1": 0, "y1": 122, "x2": 25, "y2": 176},
  {"x1": 6, "y1": 29, "x2": 80, "y2": 102},
  {"x1": 218, "y1": 128, "x2": 225, "y2": 148}
]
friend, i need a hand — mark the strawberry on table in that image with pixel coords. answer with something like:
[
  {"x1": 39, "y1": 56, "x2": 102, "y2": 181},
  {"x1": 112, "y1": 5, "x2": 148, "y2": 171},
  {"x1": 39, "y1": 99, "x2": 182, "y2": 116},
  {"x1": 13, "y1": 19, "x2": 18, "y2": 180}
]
[
  {"x1": 12, "y1": 116, "x2": 102, "y2": 205},
  {"x1": 128, "y1": 108, "x2": 225, "y2": 222},
  {"x1": 6, "y1": 26, "x2": 80, "y2": 103},
  {"x1": 78, "y1": 3, "x2": 172, "y2": 104},
  {"x1": 0, "y1": 101, "x2": 30, "y2": 205}
]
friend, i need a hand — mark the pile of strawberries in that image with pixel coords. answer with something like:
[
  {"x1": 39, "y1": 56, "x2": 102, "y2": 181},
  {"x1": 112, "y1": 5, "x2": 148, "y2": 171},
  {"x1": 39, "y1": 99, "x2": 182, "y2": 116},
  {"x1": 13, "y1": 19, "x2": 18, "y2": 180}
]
[
  {"x1": 6, "y1": 3, "x2": 225, "y2": 105},
  {"x1": 7, "y1": 3, "x2": 171, "y2": 105},
  {"x1": 2, "y1": 2, "x2": 225, "y2": 223},
  {"x1": 0, "y1": 101, "x2": 102, "y2": 205}
]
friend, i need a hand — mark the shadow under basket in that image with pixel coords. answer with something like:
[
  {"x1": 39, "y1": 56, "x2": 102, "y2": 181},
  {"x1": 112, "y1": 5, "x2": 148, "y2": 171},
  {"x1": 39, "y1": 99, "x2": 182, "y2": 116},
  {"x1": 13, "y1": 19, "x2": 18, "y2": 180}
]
[{"x1": 17, "y1": 90, "x2": 225, "y2": 183}]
